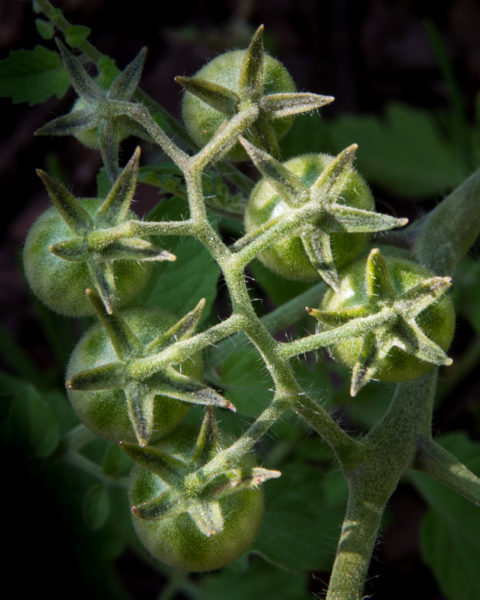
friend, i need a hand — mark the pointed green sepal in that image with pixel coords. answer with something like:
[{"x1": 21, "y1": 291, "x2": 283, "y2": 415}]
[
  {"x1": 249, "y1": 118, "x2": 280, "y2": 158},
  {"x1": 192, "y1": 406, "x2": 220, "y2": 466},
  {"x1": 175, "y1": 76, "x2": 239, "y2": 116},
  {"x1": 366, "y1": 248, "x2": 396, "y2": 302},
  {"x1": 36, "y1": 169, "x2": 92, "y2": 233},
  {"x1": 327, "y1": 205, "x2": 408, "y2": 233},
  {"x1": 188, "y1": 500, "x2": 224, "y2": 537},
  {"x1": 100, "y1": 237, "x2": 176, "y2": 262},
  {"x1": 261, "y1": 92, "x2": 335, "y2": 119},
  {"x1": 87, "y1": 260, "x2": 115, "y2": 314},
  {"x1": 307, "y1": 304, "x2": 371, "y2": 325},
  {"x1": 400, "y1": 320, "x2": 453, "y2": 367},
  {"x1": 120, "y1": 441, "x2": 188, "y2": 484},
  {"x1": 108, "y1": 47, "x2": 147, "y2": 101},
  {"x1": 49, "y1": 238, "x2": 88, "y2": 262},
  {"x1": 398, "y1": 277, "x2": 452, "y2": 320},
  {"x1": 124, "y1": 383, "x2": 155, "y2": 446},
  {"x1": 239, "y1": 136, "x2": 309, "y2": 207},
  {"x1": 238, "y1": 25, "x2": 264, "y2": 101},
  {"x1": 96, "y1": 146, "x2": 141, "y2": 226},
  {"x1": 98, "y1": 119, "x2": 120, "y2": 183},
  {"x1": 35, "y1": 107, "x2": 98, "y2": 138},
  {"x1": 86, "y1": 288, "x2": 143, "y2": 361},
  {"x1": 350, "y1": 333, "x2": 379, "y2": 397},
  {"x1": 131, "y1": 489, "x2": 182, "y2": 520},
  {"x1": 148, "y1": 368, "x2": 236, "y2": 412},
  {"x1": 146, "y1": 298, "x2": 206, "y2": 354},
  {"x1": 209, "y1": 466, "x2": 281, "y2": 498},
  {"x1": 66, "y1": 361, "x2": 125, "y2": 391},
  {"x1": 56, "y1": 39, "x2": 105, "y2": 103},
  {"x1": 301, "y1": 226, "x2": 340, "y2": 291},
  {"x1": 310, "y1": 144, "x2": 358, "y2": 204}
]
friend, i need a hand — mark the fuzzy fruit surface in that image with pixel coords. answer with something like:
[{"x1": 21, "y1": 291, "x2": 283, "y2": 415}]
[
  {"x1": 245, "y1": 153, "x2": 374, "y2": 281},
  {"x1": 23, "y1": 198, "x2": 151, "y2": 317},
  {"x1": 321, "y1": 252, "x2": 456, "y2": 382},
  {"x1": 130, "y1": 425, "x2": 264, "y2": 572},
  {"x1": 66, "y1": 307, "x2": 201, "y2": 443},
  {"x1": 181, "y1": 49, "x2": 296, "y2": 161}
]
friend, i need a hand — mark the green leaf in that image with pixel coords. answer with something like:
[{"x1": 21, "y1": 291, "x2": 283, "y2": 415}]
[
  {"x1": 102, "y1": 444, "x2": 131, "y2": 478},
  {"x1": 0, "y1": 46, "x2": 69, "y2": 105},
  {"x1": 410, "y1": 433, "x2": 480, "y2": 600},
  {"x1": 253, "y1": 459, "x2": 347, "y2": 571},
  {"x1": 83, "y1": 484, "x2": 110, "y2": 531},
  {"x1": 9, "y1": 384, "x2": 60, "y2": 458},
  {"x1": 329, "y1": 103, "x2": 468, "y2": 198},
  {"x1": 200, "y1": 558, "x2": 308, "y2": 600},
  {"x1": 220, "y1": 348, "x2": 272, "y2": 418},
  {"x1": 35, "y1": 19, "x2": 55, "y2": 40},
  {"x1": 64, "y1": 25, "x2": 92, "y2": 47}
]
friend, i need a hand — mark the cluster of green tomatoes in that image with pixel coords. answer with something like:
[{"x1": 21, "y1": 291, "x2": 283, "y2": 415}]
[{"x1": 23, "y1": 31, "x2": 455, "y2": 572}]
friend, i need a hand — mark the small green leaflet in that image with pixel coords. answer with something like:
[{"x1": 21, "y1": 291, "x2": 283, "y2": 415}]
[
  {"x1": 83, "y1": 484, "x2": 110, "y2": 531},
  {"x1": 0, "y1": 45, "x2": 70, "y2": 105},
  {"x1": 410, "y1": 433, "x2": 480, "y2": 600}
]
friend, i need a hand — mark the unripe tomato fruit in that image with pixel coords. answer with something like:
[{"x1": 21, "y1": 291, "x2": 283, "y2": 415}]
[
  {"x1": 321, "y1": 252, "x2": 455, "y2": 382},
  {"x1": 181, "y1": 50, "x2": 296, "y2": 161},
  {"x1": 66, "y1": 307, "x2": 202, "y2": 444},
  {"x1": 245, "y1": 153, "x2": 374, "y2": 282},
  {"x1": 23, "y1": 198, "x2": 151, "y2": 317},
  {"x1": 129, "y1": 426, "x2": 264, "y2": 571}
]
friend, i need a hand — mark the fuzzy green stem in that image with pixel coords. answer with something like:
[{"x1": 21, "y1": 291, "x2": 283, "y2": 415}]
[
  {"x1": 64, "y1": 450, "x2": 129, "y2": 488},
  {"x1": 326, "y1": 488, "x2": 384, "y2": 600},
  {"x1": 415, "y1": 437, "x2": 480, "y2": 506},
  {"x1": 414, "y1": 166, "x2": 480, "y2": 274}
]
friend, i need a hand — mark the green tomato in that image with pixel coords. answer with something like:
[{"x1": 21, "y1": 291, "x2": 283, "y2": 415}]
[
  {"x1": 129, "y1": 425, "x2": 264, "y2": 572},
  {"x1": 23, "y1": 198, "x2": 151, "y2": 317},
  {"x1": 321, "y1": 251, "x2": 456, "y2": 382},
  {"x1": 181, "y1": 49, "x2": 296, "y2": 161},
  {"x1": 245, "y1": 153, "x2": 374, "y2": 282},
  {"x1": 66, "y1": 307, "x2": 201, "y2": 444}
]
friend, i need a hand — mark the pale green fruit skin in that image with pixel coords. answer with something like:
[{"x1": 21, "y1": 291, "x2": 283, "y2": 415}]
[
  {"x1": 321, "y1": 252, "x2": 456, "y2": 382},
  {"x1": 23, "y1": 198, "x2": 151, "y2": 317},
  {"x1": 181, "y1": 49, "x2": 296, "y2": 162},
  {"x1": 245, "y1": 153, "x2": 374, "y2": 282},
  {"x1": 129, "y1": 426, "x2": 264, "y2": 572},
  {"x1": 66, "y1": 308, "x2": 202, "y2": 444}
]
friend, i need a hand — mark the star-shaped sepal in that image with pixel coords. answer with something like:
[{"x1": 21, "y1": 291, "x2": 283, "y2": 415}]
[
  {"x1": 122, "y1": 407, "x2": 280, "y2": 536},
  {"x1": 37, "y1": 146, "x2": 175, "y2": 313},
  {"x1": 66, "y1": 292, "x2": 235, "y2": 447},
  {"x1": 175, "y1": 25, "x2": 334, "y2": 158},
  {"x1": 239, "y1": 138, "x2": 408, "y2": 290},
  {"x1": 35, "y1": 40, "x2": 147, "y2": 181},
  {"x1": 309, "y1": 248, "x2": 453, "y2": 396}
]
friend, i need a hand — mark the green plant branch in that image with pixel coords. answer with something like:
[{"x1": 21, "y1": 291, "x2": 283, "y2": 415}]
[
  {"x1": 414, "y1": 437, "x2": 480, "y2": 506},
  {"x1": 414, "y1": 166, "x2": 480, "y2": 274},
  {"x1": 64, "y1": 449, "x2": 129, "y2": 488}
]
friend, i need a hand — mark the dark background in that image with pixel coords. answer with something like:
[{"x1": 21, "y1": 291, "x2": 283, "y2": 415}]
[{"x1": 2, "y1": 1, "x2": 480, "y2": 599}]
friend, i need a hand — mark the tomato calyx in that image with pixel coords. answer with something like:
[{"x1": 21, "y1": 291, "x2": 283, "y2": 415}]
[
  {"x1": 35, "y1": 40, "x2": 147, "y2": 181},
  {"x1": 309, "y1": 248, "x2": 453, "y2": 396},
  {"x1": 66, "y1": 291, "x2": 234, "y2": 446},
  {"x1": 241, "y1": 141, "x2": 408, "y2": 290},
  {"x1": 176, "y1": 25, "x2": 333, "y2": 159},
  {"x1": 37, "y1": 147, "x2": 174, "y2": 313},
  {"x1": 122, "y1": 407, "x2": 280, "y2": 537}
]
